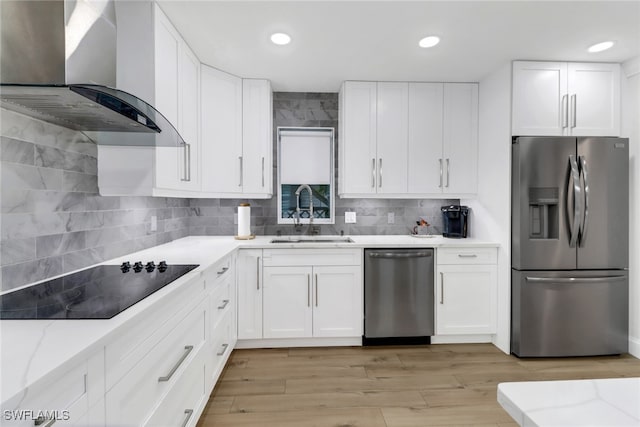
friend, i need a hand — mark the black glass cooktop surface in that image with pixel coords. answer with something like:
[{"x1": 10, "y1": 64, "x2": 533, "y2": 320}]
[{"x1": 0, "y1": 263, "x2": 198, "y2": 319}]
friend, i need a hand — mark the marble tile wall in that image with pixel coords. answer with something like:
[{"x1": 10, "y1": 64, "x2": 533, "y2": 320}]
[
  {"x1": 189, "y1": 92, "x2": 458, "y2": 237},
  {"x1": 0, "y1": 110, "x2": 190, "y2": 291}
]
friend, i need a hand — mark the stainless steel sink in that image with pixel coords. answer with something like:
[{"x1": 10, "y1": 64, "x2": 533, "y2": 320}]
[{"x1": 270, "y1": 237, "x2": 354, "y2": 244}]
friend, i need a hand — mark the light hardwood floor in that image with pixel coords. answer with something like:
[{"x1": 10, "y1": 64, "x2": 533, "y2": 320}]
[{"x1": 197, "y1": 344, "x2": 640, "y2": 426}]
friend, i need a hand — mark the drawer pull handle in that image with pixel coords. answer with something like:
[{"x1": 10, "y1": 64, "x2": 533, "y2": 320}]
[
  {"x1": 217, "y1": 299, "x2": 230, "y2": 310},
  {"x1": 158, "y1": 345, "x2": 194, "y2": 382},
  {"x1": 217, "y1": 343, "x2": 229, "y2": 356},
  {"x1": 457, "y1": 254, "x2": 478, "y2": 258},
  {"x1": 217, "y1": 267, "x2": 229, "y2": 275},
  {"x1": 180, "y1": 409, "x2": 194, "y2": 427},
  {"x1": 34, "y1": 416, "x2": 56, "y2": 427}
]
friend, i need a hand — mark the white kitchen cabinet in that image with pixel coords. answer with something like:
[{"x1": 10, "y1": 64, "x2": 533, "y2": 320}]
[
  {"x1": 339, "y1": 81, "x2": 377, "y2": 195},
  {"x1": 242, "y1": 79, "x2": 273, "y2": 197},
  {"x1": 436, "y1": 247, "x2": 497, "y2": 336},
  {"x1": 512, "y1": 61, "x2": 620, "y2": 137},
  {"x1": 376, "y1": 82, "x2": 409, "y2": 194},
  {"x1": 261, "y1": 249, "x2": 363, "y2": 340},
  {"x1": 237, "y1": 249, "x2": 263, "y2": 339},
  {"x1": 407, "y1": 83, "x2": 478, "y2": 196},
  {"x1": 200, "y1": 65, "x2": 243, "y2": 194},
  {"x1": 341, "y1": 80, "x2": 478, "y2": 198},
  {"x1": 200, "y1": 72, "x2": 273, "y2": 198},
  {"x1": 99, "y1": 2, "x2": 200, "y2": 197}
]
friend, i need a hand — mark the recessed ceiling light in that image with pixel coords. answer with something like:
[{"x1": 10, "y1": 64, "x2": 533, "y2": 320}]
[
  {"x1": 419, "y1": 36, "x2": 440, "y2": 48},
  {"x1": 588, "y1": 41, "x2": 615, "y2": 53},
  {"x1": 270, "y1": 33, "x2": 291, "y2": 46}
]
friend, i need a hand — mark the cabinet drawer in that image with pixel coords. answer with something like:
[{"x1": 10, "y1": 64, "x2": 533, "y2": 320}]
[
  {"x1": 263, "y1": 248, "x2": 362, "y2": 267},
  {"x1": 211, "y1": 308, "x2": 235, "y2": 383},
  {"x1": 210, "y1": 274, "x2": 233, "y2": 332},
  {"x1": 5, "y1": 363, "x2": 89, "y2": 427},
  {"x1": 105, "y1": 274, "x2": 204, "y2": 390},
  {"x1": 106, "y1": 300, "x2": 207, "y2": 426},
  {"x1": 438, "y1": 247, "x2": 497, "y2": 265},
  {"x1": 144, "y1": 345, "x2": 207, "y2": 427},
  {"x1": 206, "y1": 255, "x2": 234, "y2": 289}
]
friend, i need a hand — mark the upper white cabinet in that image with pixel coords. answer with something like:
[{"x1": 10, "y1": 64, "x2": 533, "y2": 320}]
[
  {"x1": 340, "y1": 80, "x2": 478, "y2": 198},
  {"x1": 512, "y1": 61, "x2": 620, "y2": 137},
  {"x1": 200, "y1": 72, "x2": 273, "y2": 198},
  {"x1": 99, "y1": 2, "x2": 200, "y2": 197},
  {"x1": 408, "y1": 83, "x2": 478, "y2": 196}
]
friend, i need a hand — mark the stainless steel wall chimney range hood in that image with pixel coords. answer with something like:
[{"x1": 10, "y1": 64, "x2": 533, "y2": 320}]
[{"x1": 0, "y1": 0, "x2": 184, "y2": 147}]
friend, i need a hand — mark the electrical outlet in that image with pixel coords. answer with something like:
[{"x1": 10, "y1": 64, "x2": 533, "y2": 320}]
[
  {"x1": 150, "y1": 215, "x2": 157, "y2": 232},
  {"x1": 345, "y1": 211, "x2": 357, "y2": 224},
  {"x1": 387, "y1": 212, "x2": 395, "y2": 224}
]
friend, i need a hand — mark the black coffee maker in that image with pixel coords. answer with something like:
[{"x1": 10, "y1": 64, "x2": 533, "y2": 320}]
[{"x1": 441, "y1": 205, "x2": 469, "y2": 238}]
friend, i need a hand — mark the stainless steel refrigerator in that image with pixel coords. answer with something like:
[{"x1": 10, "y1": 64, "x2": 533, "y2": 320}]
[{"x1": 511, "y1": 136, "x2": 629, "y2": 357}]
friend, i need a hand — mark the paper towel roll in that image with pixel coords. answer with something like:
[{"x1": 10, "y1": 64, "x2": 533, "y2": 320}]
[{"x1": 237, "y1": 203, "x2": 251, "y2": 237}]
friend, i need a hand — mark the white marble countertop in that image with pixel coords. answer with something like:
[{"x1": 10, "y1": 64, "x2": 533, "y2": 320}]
[
  {"x1": 1, "y1": 235, "x2": 498, "y2": 407},
  {"x1": 498, "y1": 378, "x2": 640, "y2": 426}
]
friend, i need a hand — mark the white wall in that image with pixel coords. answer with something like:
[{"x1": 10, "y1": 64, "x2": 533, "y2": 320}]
[
  {"x1": 621, "y1": 56, "x2": 640, "y2": 357},
  {"x1": 462, "y1": 63, "x2": 512, "y2": 353}
]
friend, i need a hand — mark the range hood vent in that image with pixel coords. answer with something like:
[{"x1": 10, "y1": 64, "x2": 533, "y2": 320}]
[{"x1": 0, "y1": 0, "x2": 185, "y2": 147}]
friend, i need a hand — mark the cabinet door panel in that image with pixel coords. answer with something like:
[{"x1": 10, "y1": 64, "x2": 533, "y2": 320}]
[
  {"x1": 200, "y1": 65, "x2": 242, "y2": 193},
  {"x1": 512, "y1": 61, "x2": 567, "y2": 136},
  {"x1": 436, "y1": 264, "x2": 497, "y2": 335},
  {"x1": 443, "y1": 83, "x2": 478, "y2": 194},
  {"x1": 312, "y1": 266, "x2": 362, "y2": 337},
  {"x1": 340, "y1": 82, "x2": 377, "y2": 195},
  {"x1": 177, "y1": 43, "x2": 201, "y2": 191},
  {"x1": 376, "y1": 82, "x2": 408, "y2": 194},
  {"x1": 568, "y1": 63, "x2": 620, "y2": 136},
  {"x1": 263, "y1": 266, "x2": 313, "y2": 338},
  {"x1": 237, "y1": 250, "x2": 263, "y2": 339},
  {"x1": 242, "y1": 79, "x2": 273, "y2": 195},
  {"x1": 408, "y1": 83, "x2": 444, "y2": 194}
]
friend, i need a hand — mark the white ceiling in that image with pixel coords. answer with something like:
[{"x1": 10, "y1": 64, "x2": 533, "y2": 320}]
[{"x1": 157, "y1": 1, "x2": 640, "y2": 92}]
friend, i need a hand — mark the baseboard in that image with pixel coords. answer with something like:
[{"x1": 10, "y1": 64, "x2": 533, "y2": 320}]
[
  {"x1": 430, "y1": 334, "x2": 493, "y2": 344},
  {"x1": 629, "y1": 336, "x2": 640, "y2": 358},
  {"x1": 235, "y1": 337, "x2": 362, "y2": 349}
]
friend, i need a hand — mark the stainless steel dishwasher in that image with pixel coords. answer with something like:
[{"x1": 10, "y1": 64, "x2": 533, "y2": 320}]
[{"x1": 364, "y1": 248, "x2": 434, "y2": 345}]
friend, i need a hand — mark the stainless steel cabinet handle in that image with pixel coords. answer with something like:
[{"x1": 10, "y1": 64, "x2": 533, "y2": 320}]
[
  {"x1": 439, "y1": 159, "x2": 443, "y2": 188},
  {"x1": 34, "y1": 416, "x2": 56, "y2": 427},
  {"x1": 217, "y1": 343, "x2": 229, "y2": 356},
  {"x1": 567, "y1": 155, "x2": 582, "y2": 248},
  {"x1": 446, "y1": 158, "x2": 450, "y2": 188},
  {"x1": 180, "y1": 409, "x2": 194, "y2": 427},
  {"x1": 158, "y1": 345, "x2": 194, "y2": 382},
  {"x1": 571, "y1": 94, "x2": 577, "y2": 128},
  {"x1": 561, "y1": 94, "x2": 568, "y2": 129},
  {"x1": 371, "y1": 158, "x2": 376, "y2": 188},
  {"x1": 369, "y1": 252, "x2": 432, "y2": 258},
  {"x1": 217, "y1": 267, "x2": 229, "y2": 275},
  {"x1": 217, "y1": 299, "x2": 230, "y2": 310},
  {"x1": 440, "y1": 272, "x2": 444, "y2": 304},
  {"x1": 186, "y1": 143, "x2": 192, "y2": 182},
  {"x1": 238, "y1": 156, "x2": 243, "y2": 187},
  {"x1": 457, "y1": 254, "x2": 478, "y2": 258},
  {"x1": 256, "y1": 257, "x2": 260, "y2": 290},
  {"x1": 378, "y1": 158, "x2": 383, "y2": 188},
  {"x1": 525, "y1": 276, "x2": 626, "y2": 283},
  {"x1": 307, "y1": 274, "x2": 311, "y2": 307},
  {"x1": 579, "y1": 156, "x2": 589, "y2": 247},
  {"x1": 261, "y1": 157, "x2": 265, "y2": 187},
  {"x1": 315, "y1": 274, "x2": 318, "y2": 307}
]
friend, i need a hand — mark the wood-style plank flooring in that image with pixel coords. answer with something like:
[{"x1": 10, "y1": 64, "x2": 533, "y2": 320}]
[{"x1": 196, "y1": 344, "x2": 640, "y2": 426}]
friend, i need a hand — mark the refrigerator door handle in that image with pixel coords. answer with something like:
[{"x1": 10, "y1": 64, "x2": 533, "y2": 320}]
[
  {"x1": 567, "y1": 155, "x2": 582, "y2": 248},
  {"x1": 579, "y1": 156, "x2": 590, "y2": 247},
  {"x1": 525, "y1": 276, "x2": 627, "y2": 283}
]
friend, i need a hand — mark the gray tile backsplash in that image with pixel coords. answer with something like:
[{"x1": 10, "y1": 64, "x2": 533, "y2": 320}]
[
  {"x1": 0, "y1": 109, "x2": 190, "y2": 291},
  {"x1": 189, "y1": 92, "x2": 457, "y2": 238},
  {"x1": 0, "y1": 92, "x2": 455, "y2": 291}
]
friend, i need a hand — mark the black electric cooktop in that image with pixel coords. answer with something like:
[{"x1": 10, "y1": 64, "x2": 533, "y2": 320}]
[{"x1": 0, "y1": 262, "x2": 198, "y2": 320}]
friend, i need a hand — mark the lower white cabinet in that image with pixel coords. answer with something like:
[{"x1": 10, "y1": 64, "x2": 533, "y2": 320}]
[
  {"x1": 237, "y1": 249, "x2": 263, "y2": 339},
  {"x1": 435, "y1": 247, "x2": 498, "y2": 335},
  {"x1": 261, "y1": 249, "x2": 363, "y2": 340}
]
